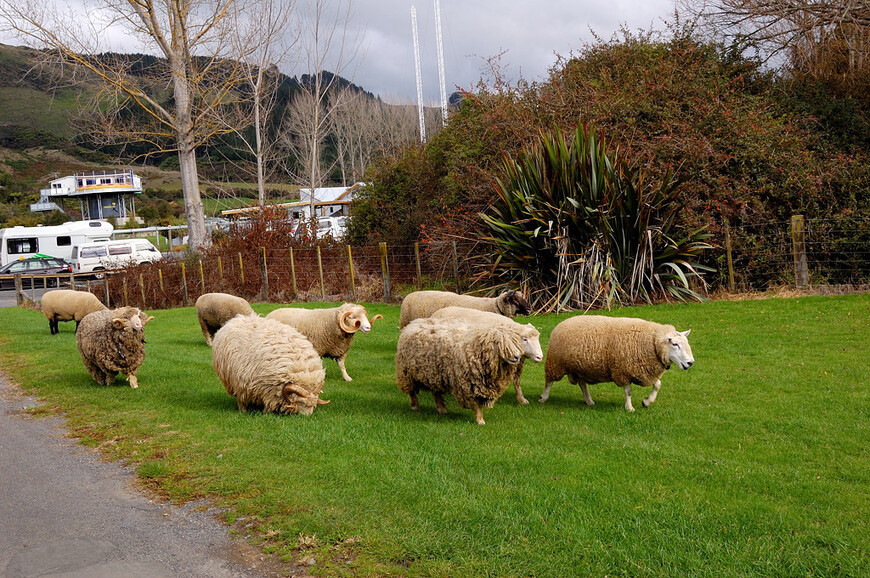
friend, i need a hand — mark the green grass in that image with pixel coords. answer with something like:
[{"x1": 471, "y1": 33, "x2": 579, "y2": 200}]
[{"x1": 0, "y1": 295, "x2": 867, "y2": 576}]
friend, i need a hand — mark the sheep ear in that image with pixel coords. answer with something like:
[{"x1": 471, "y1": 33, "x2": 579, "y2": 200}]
[
  {"x1": 681, "y1": 329, "x2": 691, "y2": 337},
  {"x1": 338, "y1": 309, "x2": 357, "y2": 333},
  {"x1": 112, "y1": 318, "x2": 125, "y2": 329}
]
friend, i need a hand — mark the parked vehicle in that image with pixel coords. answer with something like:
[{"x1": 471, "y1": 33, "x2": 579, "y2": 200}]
[
  {"x1": 293, "y1": 216, "x2": 348, "y2": 241},
  {"x1": 0, "y1": 255, "x2": 72, "y2": 289},
  {"x1": 0, "y1": 221, "x2": 114, "y2": 267},
  {"x1": 71, "y1": 239, "x2": 162, "y2": 274}
]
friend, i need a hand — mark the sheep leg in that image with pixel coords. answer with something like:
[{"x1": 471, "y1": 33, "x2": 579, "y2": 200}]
[
  {"x1": 105, "y1": 371, "x2": 118, "y2": 386},
  {"x1": 199, "y1": 319, "x2": 213, "y2": 345},
  {"x1": 472, "y1": 404, "x2": 485, "y2": 425},
  {"x1": 408, "y1": 391, "x2": 420, "y2": 411},
  {"x1": 82, "y1": 358, "x2": 107, "y2": 385},
  {"x1": 538, "y1": 381, "x2": 553, "y2": 403},
  {"x1": 127, "y1": 374, "x2": 139, "y2": 389},
  {"x1": 514, "y1": 379, "x2": 529, "y2": 405},
  {"x1": 433, "y1": 393, "x2": 447, "y2": 414},
  {"x1": 337, "y1": 356, "x2": 353, "y2": 382},
  {"x1": 623, "y1": 384, "x2": 635, "y2": 412},
  {"x1": 642, "y1": 380, "x2": 661, "y2": 408},
  {"x1": 579, "y1": 383, "x2": 595, "y2": 406}
]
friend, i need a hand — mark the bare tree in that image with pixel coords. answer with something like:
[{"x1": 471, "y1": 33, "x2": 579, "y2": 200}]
[
  {"x1": 0, "y1": 0, "x2": 256, "y2": 250},
  {"x1": 281, "y1": 0, "x2": 360, "y2": 216},
  {"x1": 682, "y1": 0, "x2": 870, "y2": 78},
  {"x1": 219, "y1": 0, "x2": 297, "y2": 205}
]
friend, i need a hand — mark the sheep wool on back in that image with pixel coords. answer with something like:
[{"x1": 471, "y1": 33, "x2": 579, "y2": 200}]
[
  {"x1": 211, "y1": 315, "x2": 327, "y2": 415},
  {"x1": 398, "y1": 289, "x2": 531, "y2": 328},
  {"x1": 195, "y1": 292, "x2": 255, "y2": 345},
  {"x1": 41, "y1": 289, "x2": 108, "y2": 334}
]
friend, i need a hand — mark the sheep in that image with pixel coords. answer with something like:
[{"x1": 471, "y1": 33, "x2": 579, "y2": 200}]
[
  {"x1": 265, "y1": 303, "x2": 383, "y2": 382},
  {"x1": 430, "y1": 306, "x2": 543, "y2": 404},
  {"x1": 539, "y1": 315, "x2": 694, "y2": 412},
  {"x1": 195, "y1": 292, "x2": 255, "y2": 345},
  {"x1": 211, "y1": 315, "x2": 329, "y2": 416},
  {"x1": 40, "y1": 289, "x2": 108, "y2": 335},
  {"x1": 395, "y1": 316, "x2": 529, "y2": 425},
  {"x1": 398, "y1": 289, "x2": 531, "y2": 328},
  {"x1": 76, "y1": 306, "x2": 154, "y2": 389}
]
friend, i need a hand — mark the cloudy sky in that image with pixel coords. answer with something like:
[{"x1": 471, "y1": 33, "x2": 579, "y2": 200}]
[
  {"x1": 346, "y1": 0, "x2": 678, "y2": 104},
  {"x1": 0, "y1": 0, "x2": 678, "y2": 104}
]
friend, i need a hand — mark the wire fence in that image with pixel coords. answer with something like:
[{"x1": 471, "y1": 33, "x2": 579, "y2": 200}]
[{"x1": 6, "y1": 215, "x2": 868, "y2": 310}]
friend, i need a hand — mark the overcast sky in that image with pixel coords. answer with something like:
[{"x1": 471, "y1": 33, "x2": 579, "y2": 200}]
[
  {"x1": 347, "y1": 0, "x2": 678, "y2": 104},
  {"x1": 0, "y1": 0, "x2": 678, "y2": 104}
]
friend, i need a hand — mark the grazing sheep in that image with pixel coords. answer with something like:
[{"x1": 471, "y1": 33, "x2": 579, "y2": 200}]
[
  {"x1": 265, "y1": 303, "x2": 383, "y2": 382},
  {"x1": 539, "y1": 315, "x2": 694, "y2": 412},
  {"x1": 76, "y1": 306, "x2": 154, "y2": 389},
  {"x1": 399, "y1": 289, "x2": 531, "y2": 328},
  {"x1": 430, "y1": 306, "x2": 543, "y2": 404},
  {"x1": 40, "y1": 289, "x2": 108, "y2": 335},
  {"x1": 395, "y1": 316, "x2": 528, "y2": 425},
  {"x1": 195, "y1": 292, "x2": 255, "y2": 345},
  {"x1": 211, "y1": 315, "x2": 329, "y2": 415}
]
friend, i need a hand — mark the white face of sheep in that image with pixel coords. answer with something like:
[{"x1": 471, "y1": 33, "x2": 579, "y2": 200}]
[
  {"x1": 667, "y1": 330, "x2": 694, "y2": 370},
  {"x1": 521, "y1": 325, "x2": 543, "y2": 363},
  {"x1": 339, "y1": 306, "x2": 382, "y2": 334}
]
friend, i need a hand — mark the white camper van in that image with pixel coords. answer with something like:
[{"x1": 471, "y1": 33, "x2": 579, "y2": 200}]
[
  {"x1": 0, "y1": 221, "x2": 114, "y2": 267},
  {"x1": 71, "y1": 239, "x2": 162, "y2": 274}
]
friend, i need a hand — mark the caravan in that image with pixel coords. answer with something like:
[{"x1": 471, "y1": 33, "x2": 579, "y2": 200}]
[
  {"x1": 71, "y1": 238, "x2": 162, "y2": 274},
  {"x1": 0, "y1": 221, "x2": 113, "y2": 267}
]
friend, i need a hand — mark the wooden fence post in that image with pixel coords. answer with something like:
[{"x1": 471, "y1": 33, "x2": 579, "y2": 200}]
[
  {"x1": 790, "y1": 215, "x2": 808, "y2": 290},
  {"x1": 724, "y1": 222, "x2": 735, "y2": 292},
  {"x1": 238, "y1": 253, "x2": 245, "y2": 286},
  {"x1": 347, "y1": 245, "x2": 356, "y2": 300},
  {"x1": 316, "y1": 246, "x2": 325, "y2": 300},
  {"x1": 379, "y1": 242, "x2": 391, "y2": 303},
  {"x1": 217, "y1": 256, "x2": 223, "y2": 283},
  {"x1": 69, "y1": 272, "x2": 75, "y2": 289},
  {"x1": 123, "y1": 278, "x2": 129, "y2": 306},
  {"x1": 180, "y1": 262, "x2": 189, "y2": 305},
  {"x1": 139, "y1": 274, "x2": 146, "y2": 308},
  {"x1": 289, "y1": 247, "x2": 298, "y2": 298},
  {"x1": 260, "y1": 247, "x2": 269, "y2": 301},
  {"x1": 451, "y1": 241, "x2": 460, "y2": 293},
  {"x1": 199, "y1": 260, "x2": 206, "y2": 294},
  {"x1": 14, "y1": 273, "x2": 22, "y2": 306},
  {"x1": 414, "y1": 242, "x2": 422, "y2": 288},
  {"x1": 158, "y1": 269, "x2": 164, "y2": 294}
]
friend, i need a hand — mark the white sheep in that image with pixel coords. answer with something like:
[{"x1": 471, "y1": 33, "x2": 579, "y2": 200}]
[
  {"x1": 76, "y1": 306, "x2": 154, "y2": 389},
  {"x1": 40, "y1": 289, "x2": 108, "y2": 334},
  {"x1": 195, "y1": 292, "x2": 255, "y2": 345},
  {"x1": 211, "y1": 315, "x2": 329, "y2": 415},
  {"x1": 398, "y1": 289, "x2": 531, "y2": 328},
  {"x1": 430, "y1": 306, "x2": 543, "y2": 404},
  {"x1": 539, "y1": 315, "x2": 694, "y2": 411},
  {"x1": 395, "y1": 316, "x2": 528, "y2": 425},
  {"x1": 265, "y1": 303, "x2": 383, "y2": 382}
]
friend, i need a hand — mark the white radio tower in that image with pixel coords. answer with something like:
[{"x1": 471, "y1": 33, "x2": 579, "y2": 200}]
[
  {"x1": 434, "y1": 0, "x2": 448, "y2": 125},
  {"x1": 411, "y1": 6, "x2": 426, "y2": 143}
]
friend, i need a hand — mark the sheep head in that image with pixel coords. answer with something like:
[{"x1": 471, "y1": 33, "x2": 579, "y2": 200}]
[
  {"x1": 500, "y1": 290, "x2": 531, "y2": 317},
  {"x1": 338, "y1": 303, "x2": 374, "y2": 334},
  {"x1": 520, "y1": 324, "x2": 543, "y2": 362},
  {"x1": 657, "y1": 329, "x2": 694, "y2": 370},
  {"x1": 111, "y1": 307, "x2": 145, "y2": 332},
  {"x1": 282, "y1": 381, "x2": 330, "y2": 416}
]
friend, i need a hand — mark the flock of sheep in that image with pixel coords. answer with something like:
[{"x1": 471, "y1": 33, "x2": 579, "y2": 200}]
[{"x1": 37, "y1": 287, "x2": 695, "y2": 425}]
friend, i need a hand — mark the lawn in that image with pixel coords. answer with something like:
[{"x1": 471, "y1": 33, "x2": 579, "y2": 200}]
[{"x1": 0, "y1": 294, "x2": 867, "y2": 576}]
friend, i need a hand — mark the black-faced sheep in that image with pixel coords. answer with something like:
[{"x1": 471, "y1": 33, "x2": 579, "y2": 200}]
[
  {"x1": 40, "y1": 289, "x2": 108, "y2": 334},
  {"x1": 265, "y1": 303, "x2": 383, "y2": 382},
  {"x1": 395, "y1": 316, "x2": 527, "y2": 425},
  {"x1": 211, "y1": 315, "x2": 329, "y2": 415},
  {"x1": 76, "y1": 306, "x2": 153, "y2": 389},
  {"x1": 430, "y1": 306, "x2": 543, "y2": 404},
  {"x1": 540, "y1": 315, "x2": 694, "y2": 411},
  {"x1": 398, "y1": 289, "x2": 531, "y2": 328},
  {"x1": 195, "y1": 292, "x2": 255, "y2": 345}
]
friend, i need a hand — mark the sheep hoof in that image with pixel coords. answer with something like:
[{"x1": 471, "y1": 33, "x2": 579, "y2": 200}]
[
  {"x1": 626, "y1": 406, "x2": 635, "y2": 412},
  {"x1": 517, "y1": 396, "x2": 530, "y2": 405},
  {"x1": 342, "y1": 376, "x2": 353, "y2": 382},
  {"x1": 585, "y1": 400, "x2": 595, "y2": 406},
  {"x1": 538, "y1": 396, "x2": 548, "y2": 404},
  {"x1": 642, "y1": 400, "x2": 651, "y2": 408}
]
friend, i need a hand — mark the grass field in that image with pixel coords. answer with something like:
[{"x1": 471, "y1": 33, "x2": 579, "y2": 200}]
[{"x1": 0, "y1": 294, "x2": 867, "y2": 576}]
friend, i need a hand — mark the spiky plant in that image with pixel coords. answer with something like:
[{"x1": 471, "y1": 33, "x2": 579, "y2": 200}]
[{"x1": 480, "y1": 125, "x2": 713, "y2": 311}]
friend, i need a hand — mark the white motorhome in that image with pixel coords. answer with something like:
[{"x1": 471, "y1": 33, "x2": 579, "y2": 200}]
[
  {"x1": 0, "y1": 221, "x2": 114, "y2": 267},
  {"x1": 71, "y1": 238, "x2": 162, "y2": 274}
]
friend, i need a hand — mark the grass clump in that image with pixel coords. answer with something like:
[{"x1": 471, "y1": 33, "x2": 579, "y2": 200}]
[{"x1": 0, "y1": 294, "x2": 867, "y2": 576}]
